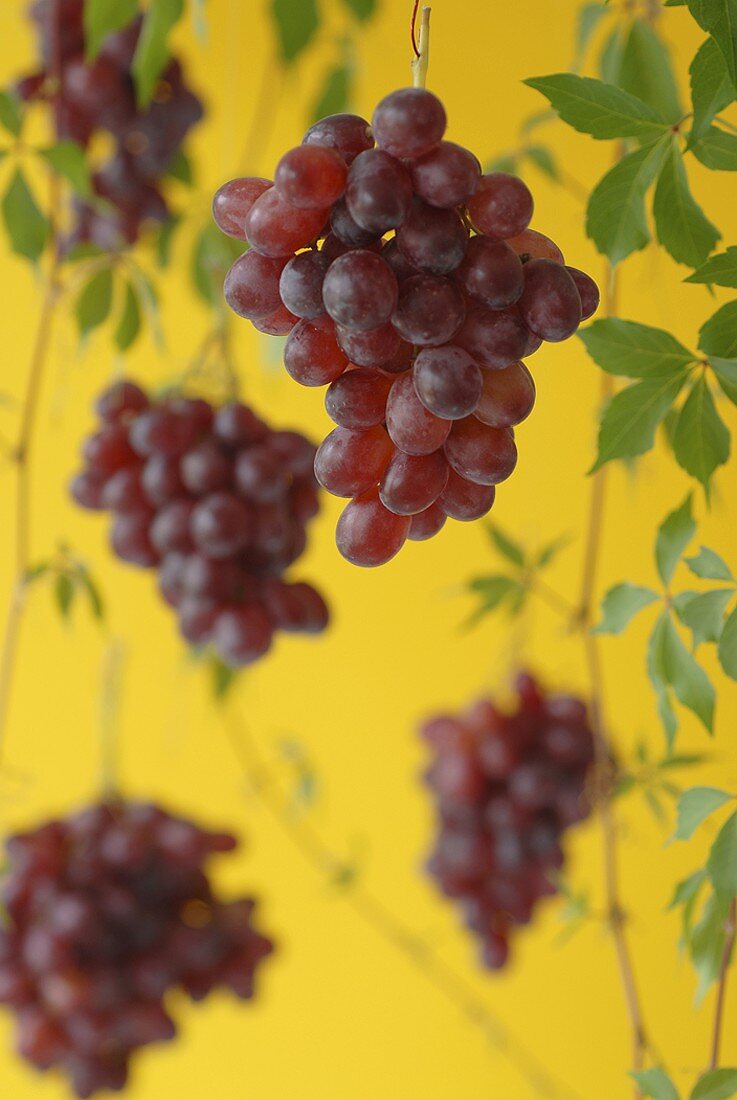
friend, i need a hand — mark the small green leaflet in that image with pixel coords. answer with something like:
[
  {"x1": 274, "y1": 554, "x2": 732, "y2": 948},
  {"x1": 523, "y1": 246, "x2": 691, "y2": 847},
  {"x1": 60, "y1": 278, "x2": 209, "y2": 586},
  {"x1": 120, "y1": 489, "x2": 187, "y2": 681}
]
[
  {"x1": 39, "y1": 141, "x2": 92, "y2": 197},
  {"x1": 590, "y1": 369, "x2": 689, "y2": 471},
  {"x1": 578, "y1": 318, "x2": 697, "y2": 377},
  {"x1": 524, "y1": 74, "x2": 669, "y2": 140},
  {"x1": 686, "y1": 546, "x2": 735, "y2": 581},
  {"x1": 132, "y1": 0, "x2": 185, "y2": 106},
  {"x1": 685, "y1": 0, "x2": 737, "y2": 96},
  {"x1": 707, "y1": 810, "x2": 737, "y2": 897},
  {"x1": 525, "y1": 145, "x2": 560, "y2": 181},
  {"x1": 653, "y1": 139, "x2": 720, "y2": 268},
  {"x1": 672, "y1": 375, "x2": 730, "y2": 491},
  {"x1": 340, "y1": 0, "x2": 376, "y2": 20},
  {"x1": 271, "y1": 0, "x2": 319, "y2": 64},
  {"x1": 691, "y1": 125, "x2": 737, "y2": 170},
  {"x1": 661, "y1": 613, "x2": 716, "y2": 732},
  {"x1": 0, "y1": 90, "x2": 22, "y2": 137},
  {"x1": 711, "y1": 358, "x2": 737, "y2": 404},
  {"x1": 686, "y1": 246, "x2": 737, "y2": 287},
  {"x1": 586, "y1": 137, "x2": 670, "y2": 265},
  {"x1": 311, "y1": 65, "x2": 351, "y2": 123},
  {"x1": 486, "y1": 524, "x2": 526, "y2": 567},
  {"x1": 599, "y1": 24, "x2": 625, "y2": 85},
  {"x1": 84, "y1": 0, "x2": 138, "y2": 59},
  {"x1": 465, "y1": 576, "x2": 525, "y2": 627},
  {"x1": 690, "y1": 890, "x2": 732, "y2": 1003},
  {"x1": 631, "y1": 1067, "x2": 680, "y2": 1100},
  {"x1": 76, "y1": 268, "x2": 114, "y2": 339},
  {"x1": 670, "y1": 866, "x2": 708, "y2": 943},
  {"x1": 594, "y1": 583, "x2": 659, "y2": 634},
  {"x1": 572, "y1": 3, "x2": 609, "y2": 72},
  {"x1": 676, "y1": 589, "x2": 735, "y2": 646},
  {"x1": 211, "y1": 656, "x2": 237, "y2": 701},
  {"x1": 700, "y1": 300, "x2": 737, "y2": 358},
  {"x1": 649, "y1": 615, "x2": 678, "y2": 745},
  {"x1": 55, "y1": 574, "x2": 74, "y2": 621},
  {"x1": 690, "y1": 1069, "x2": 737, "y2": 1100},
  {"x1": 718, "y1": 606, "x2": 737, "y2": 678},
  {"x1": 115, "y1": 281, "x2": 141, "y2": 352},
  {"x1": 673, "y1": 786, "x2": 733, "y2": 840},
  {"x1": 2, "y1": 169, "x2": 48, "y2": 263},
  {"x1": 689, "y1": 37, "x2": 735, "y2": 142},
  {"x1": 656, "y1": 495, "x2": 695, "y2": 587},
  {"x1": 616, "y1": 18, "x2": 682, "y2": 122}
]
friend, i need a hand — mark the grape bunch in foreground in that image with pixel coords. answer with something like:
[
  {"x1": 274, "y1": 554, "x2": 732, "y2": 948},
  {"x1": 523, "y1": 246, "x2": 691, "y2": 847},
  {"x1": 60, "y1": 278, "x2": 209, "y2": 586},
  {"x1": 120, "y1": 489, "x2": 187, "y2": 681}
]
[
  {"x1": 214, "y1": 91, "x2": 599, "y2": 566},
  {"x1": 70, "y1": 380, "x2": 328, "y2": 668},
  {"x1": 423, "y1": 673, "x2": 595, "y2": 969},
  {"x1": 18, "y1": 0, "x2": 202, "y2": 248},
  {"x1": 0, "y1": 800, "x2": 273, "y2": 1097}
]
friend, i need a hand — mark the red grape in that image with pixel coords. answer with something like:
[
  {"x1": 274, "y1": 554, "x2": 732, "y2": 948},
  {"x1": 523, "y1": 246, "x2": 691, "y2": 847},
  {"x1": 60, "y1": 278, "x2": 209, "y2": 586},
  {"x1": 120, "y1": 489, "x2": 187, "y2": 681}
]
[
  {"x1": 386, "y1": 373, "x2": 451, "y2": 455},
  {"x1": 315, "y1": 426, "x2": 394, "y2": 497},
  {"x1": 475, "y1": 361, "x2": 536, "y2": 428},
  {"x1": 519, "y1": 259, "x2": 581, "y2": 342},
  {"x1": 566, "y1": 266, "x2": 600, "y2": 321},
  {"x1": 325, "y1": 369, "x2": 392, "y2": 429},
  {"x1": 322, "y1": 250, "x2": 398, "y2": 332},
  {"x1": 507, "y1": 228, "x2": 564, "y2": 264},
  {"x1": 336, "y1": 489, "x2": 410, "y2": 567},
  {"x1": 224, "y1": 251, "x2": 285, "y2": 320},
  {"x1": 408, "y1": 503, "x2": 447, "y2": 541},
  {"x1": 444, "y1": 419, "x2": 517, "y2": 486},
  {"x1": 413, "y1": 346, "x2": 483, "y2": 420},
  {"x1": 392, "y1": 274, "x2": 465, "y2": 347},
  {"x1": 212, "y1": 177, "x2": 271, "y2": 240},
  {"x1": 410, "y1": 141, "x2": 481, "y2": 208},
  {"x1": 302, "y1": 113, "x2": 374, "y2": 164},
  {"x1": 379, "y1": 449, "x2": 449, "y2": 515},
  {"x1": 275, "y1": 145, "x2": 347, "y2": 209},
  {"x1": 345, "y1": 149, "x2": 413, "y2": 234},
  {"x1": 438, "y1": 470, "x2": 496, "y2": 521},
  {"x1": 284, "y1": 315, "x2": 348, "y2": 387},
  {"x1": 455, "y1": 302, "x2": 529, "y2": 369},
  {"x1": 335, "y1": 321, "x2": 403, "y2": 367},
  {"x1": 279, "y1": 251, "x2": 329, "y2": 319},
  {"x1": 457, "y1": 237, "x2": 524, "y2": 309},
  {"x1": 396, "y1": 200, "x2": 468, "y2": 274},
  {"x1": 372, "y1": 88, "x2": 446, "y2": 159},
  {"x1": 245, "y1": 187, "x2": 328, "y2": 257},
  {"x1": 468, "y1": 173, "x2": 533, "y2": 239}
]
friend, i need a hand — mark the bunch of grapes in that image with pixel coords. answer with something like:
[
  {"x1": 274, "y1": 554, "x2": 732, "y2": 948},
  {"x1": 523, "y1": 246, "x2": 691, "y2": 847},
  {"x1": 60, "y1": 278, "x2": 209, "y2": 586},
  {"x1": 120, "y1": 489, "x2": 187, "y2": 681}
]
[
  {"x1": 0, "y1": 800, "x2": 273, "y2": 1097},
  {"x1": 213, "y1": 90, "x2": 598, "y2": 566},
  {"x1": 18, "y1": 0, "x2": 202, "y2": 247},
  {"x1": 423, "y1": 673, "x2": 595, "y2": 969},
  {"x1": 70, "y1": 380, "x2": 328, "y2": 668}
]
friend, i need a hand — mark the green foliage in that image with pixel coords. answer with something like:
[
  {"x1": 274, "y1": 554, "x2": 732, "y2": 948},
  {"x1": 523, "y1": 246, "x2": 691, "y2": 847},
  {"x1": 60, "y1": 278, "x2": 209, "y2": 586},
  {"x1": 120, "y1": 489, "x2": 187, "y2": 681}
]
[
  {"x1": 210, "y1": 656, "x2": 237, "y2": 701},
  {"x1": 523, "y1": 74, "x2": 670, "y2": 140},
  {"x1": 84, "y1": 0, "x2": 139, "y2": 59},
  {"x1": 115, "y1": 280, "x2": 142, "y2": 352},
  {"x1": 700, "y1": 300, "x2": 737, "y2": 358},
  {"x1": 132, "y1": 0, "x2": 185, "y2": 106},
  {"x1": 38, "y1": 141, "x2": 92, "y2": 198},
  {"x1": 672, "y1": 375, "x2": 730, "y2": 491},
  {"x1": 0, "y1": 90, "x2": 22, "y2": 138},
  {"x1": 586, "y1": 136, "x2": 670, "y2": 264},
  {"x1": 340, "y1": 0, "x2": 376, "y2": 20},
  {"x1": 653, "y1": 139, "x2": 720, "y2": 268},
  {"x1": 463, "y1": 524, "x2": 569, "y2": 628},
  {"x1": 617, "y1": 18, "x2": 682, "y2": 122},
  {"x1": 707, "y1": 809, "x2": 737, "y2": 897},
  {"x1": 689, "y1": 37, "x2": 735, "y2": 142},
  {"x1": 657, "y1": 496, "x2": 696, "y2": 587},
  {"x1": 631, "y1": 1068, "x2": 680, "y2": 1100},
  {"x1": 710, "y1": 357, "x2": 737, "y2": 404},
  {"x1": 2, "y1": 169, "x2": 48, "y2": 263},
  {"x1": 691, "y1": 126, "x2": 737, "y2": 170},
  {"x1": 75, "y1": 268, "x2": 114, "y2": 339},
  {"x1": 311, "y1": 64, "x2": 351, "y2": 122},
  {"x1": 271, "y1": 0, "x2": 319, "y2": 64},
  {"x1": 686, "y1": 546, "x2": 735, "y2": 581},
  {"x1": 590, "y1": 369, "x2": 689, "y2": 470},
  {"x1": 594, "y1": 583, "x2": 659, "y2": 634},
  {"x1": 25, "y1": 553, "x2": 105, "y2": 625},
  {"x1": 578, "y1": 319, "x2": 697, "y2": 376},
  {"x1": 718, "y1": 606, "x2": 737, "y2": 677},
  {"x1": 683, "y1": 0, "x2": 737, "y2": 96},
  {"x1": 686, "y1": 246, "x2": 737, "y2": 287},
  {"x1": 676, "y1": 589, "x2": 735, "y2": 646},
  {"x1": 690, "y1": 1070, "x2": 737, "y2": 1100},
  {"x1": 673, "y1": 786, "x2": 733, "y2": 839}
]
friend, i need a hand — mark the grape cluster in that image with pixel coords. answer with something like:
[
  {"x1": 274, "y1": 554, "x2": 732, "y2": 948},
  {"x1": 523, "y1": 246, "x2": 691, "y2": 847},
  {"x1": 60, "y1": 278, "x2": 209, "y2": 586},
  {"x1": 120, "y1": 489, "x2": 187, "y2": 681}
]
[
  {"x1": 213, "y1": 91, "x2": 598, "y2": 566},
  {"x1": 70, "y1": 380, "x2": 328, "y2": 667},
  {"x1": 18, "y1": 0, "x2": 202, "y2": 247},
  {"x1": 423, "y1": 673, "x2": 595, "y2": 969},
  {"x1": 0, "y1": 800, "x2": 273, "y2": 1097}
]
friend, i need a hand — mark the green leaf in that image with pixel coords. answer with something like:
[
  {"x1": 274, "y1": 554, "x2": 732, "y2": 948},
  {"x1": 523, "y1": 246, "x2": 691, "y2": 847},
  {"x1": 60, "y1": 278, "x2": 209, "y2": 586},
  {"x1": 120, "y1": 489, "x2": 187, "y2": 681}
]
[
  {"x1": 485, "y1": 153, "x2": 519, "y2": 175},
  {"x1": 340, "y1": 0, "x2": 376, "y2": 19},
  {"x1": 690, "y1": 890, "x2": 732, "y2": 1003},
  {"x1": 39, "y1": 141, "x2": 92, "y2": 197},
  {"x1": 487, "y1": 524, "x2": 525, "y2": 567},
  {"x1": 311, "y1": 64, "x2": 351, "y2": 123},
  {"x1": 711, "y1": 358, "x2": 737, "y2": 404},
  {"x1": 591, "y1": 370, "x2": 689, "y2": 471},
  {"x1": 0, "y1": 90, "x2": 22, "y2": 137},
  {"x1": 691, "y1": 1069, "x2": 737, "y2": 1100},
  {"x1": 674, "y1": 786, "x2": 733, "y2": 839},
  {"x1": 599, "y1": 24, "x2": 625, "y2": 84},
  {"x1": 691, "y1": 125, "x2": 737, "y2": 169},
  {"x1": 466, "y1": 576, "x2": 525, "y2": 626},
  {"x1": 523, "y1": 74, "x2": 669, "y2": 140},
  {"x1": 76, "y1": 268, "x2": 113, "y2": 339},
  {"x1": 54, "y1": 574, "x2": 75, "y2": 622},
  {"x1": 2, "y1": 169, "x2": 48, "y2": 263},
  {"x1": 166, "y1": 148, "x2": 194, "y2": 185},
  {"x1": 155, "y1": 214, "x2": 180, "y2": 268},
  {"x1": 670, "y1": 866, "x2": 708, "y2": 944},
  {"x1": 114, "y1": 281, "x2": 141, "y2": 352},
  {"x1": 656, "y1": 495, "x2": 695, "y2": 586},
  {"x1": 718, "y1": 605, "x2": 737, "y2": 678},
  {"x1": 525, "y1": 145, "x2": 560, "y2": 181},
  {"x1": 578, "y1": 318, "x2": 697, "y2": 377},
  {"x1": 686, "y1": 247, "x2": 737, "y2": 287},
  {"x1": 689, "y1": 37, "x2": 735, "y2": 143},
  {"x1": 700, "y1": 300, "x2": 737, "y2": 358},
  {"x1": 76, "y1": 567, "x2": 105, "y2": 621},
  {"x1": 132, "y1": 0, "x2": 185, "y2": 106},
  {"x1": 672, "y1": 375, "x2": 730, "y2": 490},
  {"x1": 594, "y1": 583, "x2": 660, "y2": 634},
  {"x1": 211, "y1": 656, "x2": 237, "y2": 701},
  {"x1": 653, "y1": 140, "x2": 720, "y2": 268},
  {"x1": 676, "y1": 589, "x2": 735, "y2": 645},
  {"x1": 84, "y1": 0, "x2": 139, "y2": 59},
  {"x1": 271, "y1": 0, "x2": 319, "y2": 64},
  {"x1": 586, "y1": 137, "x2": 670, "y2": 265},
  {"x1": 631, "y1": 1068, "x2": 680, "y2": 1100},
  {"x1": 686, "y1": 546, "x2": 735, "y2": 581},
  {"x1": 617, "y1": 18, "x2": 682, "y2": 122},
  {"x1": 573, "y1": 4, "x2": 609, "y2": 71},
  {"x1": 535, "y1": 534, "x2": 570, "y2": 569},
  {"x1": 708, "y1": 809, "x2": 737, "y2": 897},
  {"x1": 648, "y1": 613, "x2": 678, "y2": 744},
  {"x1": 661, "y1": 613, "x2": 716, "y2": 732},
  {"x1": 685, "y1": 0, "x2": 737, "y2": 96}
]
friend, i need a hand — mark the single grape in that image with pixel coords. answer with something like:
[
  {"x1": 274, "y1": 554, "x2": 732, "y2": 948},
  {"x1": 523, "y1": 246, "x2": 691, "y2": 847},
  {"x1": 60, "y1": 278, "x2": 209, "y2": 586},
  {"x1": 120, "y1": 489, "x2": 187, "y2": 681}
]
[
  {"x1": 467, "y1": 173, "x2": 533, "y2": 239},
  {"x1": 335, "y1": 489, "x2": 410, "y2": 567},
  {"x1": 335, "y1": 321, "x2": 402, "y2": 367},
  {"x1": 329, "y1": 198, "x2": 381, "y2": 248},
  {"x1": 275, "y1": 145, "x2": 347, "y2": 209},
  {"x1": 182, "y1": 553, "x2": 242, "y2": 601},
  {"x1": 325, "y1": 369, "x2": 392, "y2": 429},
  {"x1": 251, "y1": 304, "x2": 298, "y2": 336},
  {"x1": 110, "y1": 513, "x2": 158, "y2": 567},
  {"x1": 408, "y1": 503, "x2": 447, "y2": 541},
  {"x1": 345, "y1": 149, "x2": 413, "y2": 235},
  {"x1": 213, "y1": 605, "x2": 273, "y2": 666},
  {"x1": 212, "y1": 177, "x2": 271, "y2": 240},
  {"x1": 190, "y1": 492, "x2": 252, "y2": 558},
  {"x1": 129, "y1": 407, "x2": 197, "y2": 457},
  {"x1": 506, "y1": 228, "x2": 564, "y2": 264},
  {"x1": 455, "y1": 302, "x2": 529, "y2": 369},
  {"x1": 214, "y1": 404, "x2": 268, "y2": 448},
  {"x1": 83, "y1": 425, "x2": 137, "y2": 473},
  {"x1": 519, "y1": 259, "x2": 581, "y2": 342},
  {"x1": 284, "y1": 315, "x2": 348, "y2": 386},
  {"x1": 396, "y1": 200, "x2": 468, "y2": 275},
  {"x1": 302, "y1": 113, "x2": 374, "y2": 164},
  {"x1": 457, "y1": 237, "x2": 524, "y2": 309},
  {"x1": 444, "y1": 419, "x2": 517, "y2": 486},
  {"x1": 234, "y1": 446, "x2": 291, "y2": 503},
  {"x1": 409, "y1": 141, "x2": 481, "y2": 208},
  {"x1": 379, "y1": 449, "x2": 449, "y2": 515},
  {"x1": 391, "y1": 274, "x2": 465, "y2": 347},
  {"x1": 70, "y1": 469, "x2": 107, "y2": 510},
  {"x1": 438, "y1": 470, "x2": 496, "y2": 520},
  {"x1": 314, "y1": 426, "x2": 394, "y2": 497},
  {"x1": 140, "y1": 454, "x2": 184, "y2": 505},
  {"x1": 413, "y1": 346, "x2": 483, "y2": 420},
  {"x1": 386, "y1": 373, "x2": 451, "y2": 455},
  {"x1": 96, "y1": 379, "x2": 148, "y2": 423},
  {"x1": 101, "y1": 467, "x2": 147, "y2": 513},
  {"x1": 372, "y1": 87, "x2": 446, "y2": 159},
  {"x1": 322, "y1": 250, "x2": 399, "y2": 332},
  {"x1": 224, "y1": 251, "x2": 285, "y2": 320},
  {"x1": 181, "y1": 440, "x2": 233, "y2": 495},
  {"x1": 474, "y1": 361, "x2": 536, "y2": 428},
  {"x1": 178, "y1": 596, "x2": 220, "y2": 644},
  {"x1": 245, "y1": 187, "x2": 328, "y2": 257},
  {"x1": 150, "y1": 499, "x2": 195, "y2": 555},
  {"x1": 278, "y1": 251, "x2": 329, "y2": 319},
  {"x1": 565, "y1": 266, "x2": 599, "y2": 321}
]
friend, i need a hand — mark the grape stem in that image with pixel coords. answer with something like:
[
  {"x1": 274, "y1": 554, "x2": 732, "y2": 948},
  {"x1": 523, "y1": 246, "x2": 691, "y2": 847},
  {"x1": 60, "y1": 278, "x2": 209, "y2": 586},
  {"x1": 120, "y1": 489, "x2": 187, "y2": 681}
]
[
  {"x1": 709, "y1": 898, "x2": 736, "y2": 1071},
  {"x1": 223, "y1": 715, "x2": 585, "y2": 1100},
  {"x1": 411, "y1": 6, "x2": 431, "y2": 89}
]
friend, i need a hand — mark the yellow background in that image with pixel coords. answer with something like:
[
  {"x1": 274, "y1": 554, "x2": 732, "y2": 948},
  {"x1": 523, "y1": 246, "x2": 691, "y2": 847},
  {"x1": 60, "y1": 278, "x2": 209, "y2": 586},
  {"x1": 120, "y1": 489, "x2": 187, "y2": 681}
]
[{"x1": 1, "y1": 1, "x2": 736, "y2": 1097}]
